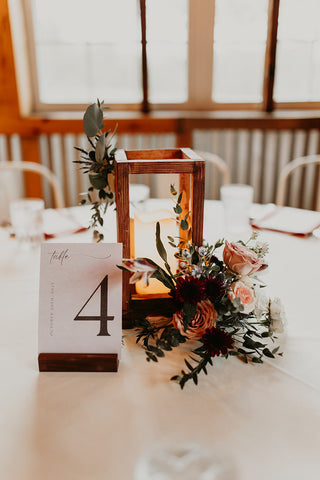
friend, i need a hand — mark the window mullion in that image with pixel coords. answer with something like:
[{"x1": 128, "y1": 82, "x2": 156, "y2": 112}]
[
  {"x1": 139, "y1": 0, "x2": 149, "y2": 113},
  {"x1": 188, "y1": 0, "x2": 215, "y2": 108},
  {"x1": 262, "y1": 0, "x2": 280, "y2": 112}
]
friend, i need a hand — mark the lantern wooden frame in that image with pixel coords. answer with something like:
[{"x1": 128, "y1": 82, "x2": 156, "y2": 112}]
[{"x1": 114, "y1": 148, "x2": 205, "y2": 328}]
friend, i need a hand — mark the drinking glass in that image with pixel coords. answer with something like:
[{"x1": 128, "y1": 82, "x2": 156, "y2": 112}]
[
  {"x1": 129, "y1": 183, "x2": 150, "y2": 217},
  {"x1": 10, "y1": 198, "x2": 44, "y2": 248},
  {"x1": 220, "y1": 184, "x2": 253, "y2": 236}
]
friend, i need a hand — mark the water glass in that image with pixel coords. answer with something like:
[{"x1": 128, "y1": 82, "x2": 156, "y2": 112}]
[
  {"x1": 10, "y1": 198, "x2": 44, "y2": 248},
  {"x1": 129, "y1": 183, "x2": 150, "y2": 217},
  {"x1": 220, "y1": 184, "x2": 253, "y2": 236}
]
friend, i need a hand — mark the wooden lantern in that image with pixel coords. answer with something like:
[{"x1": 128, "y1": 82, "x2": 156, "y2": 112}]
[{"x1": 114, "y1": 148, "x2": 205, "y2": 327}]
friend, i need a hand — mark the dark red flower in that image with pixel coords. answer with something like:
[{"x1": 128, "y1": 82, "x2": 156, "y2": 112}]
[
  {"x1": 204, "y1": 274, "x2": 226, "y2": 301},
  {"x1": 201, "y1": 327, "x2": 234, "y2": 357},
  {"x1": 174, "y1": 276, "x2": 205, "y2": 305}
]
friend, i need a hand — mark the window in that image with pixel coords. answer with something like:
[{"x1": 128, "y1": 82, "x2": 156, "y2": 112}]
[
  {"x1": 25, "y1": 0, "x2": 142, "y2": 106},
  {"x1": 212, "y1": 0, "x2": 269, "y2": 103},
  {"x1": 274, "y1": 0, "x2": 320, "y2": 104},
  {"x1": 19, "y1": 0, "x2": 320, "y2": 112}
]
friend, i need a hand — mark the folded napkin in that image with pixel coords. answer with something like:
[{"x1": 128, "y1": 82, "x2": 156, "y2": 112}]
[
  {"x1": 251, "y1": 206, "x2": 320, "y2": 237},
  {"x1": 43, "y1": 209, "x2": 88, "y2": 239}
]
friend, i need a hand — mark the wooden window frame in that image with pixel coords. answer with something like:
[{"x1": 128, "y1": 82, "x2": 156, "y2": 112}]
[{"x1": 10, "y1": 0, "x2": 320, "y2": 114}]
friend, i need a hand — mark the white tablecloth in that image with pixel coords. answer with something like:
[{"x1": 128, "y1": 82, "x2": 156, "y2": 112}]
[{"x1": 0, "y1": 201, "x2": 320, "y2": 480}]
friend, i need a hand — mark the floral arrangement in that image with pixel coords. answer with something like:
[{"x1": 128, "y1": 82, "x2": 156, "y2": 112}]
[
  {"x1": 121, "y1": 188, "x2": 285, "y2": 389},
  {"x1": 74, "y1": 100, "x2": 117, "y2": 241}
]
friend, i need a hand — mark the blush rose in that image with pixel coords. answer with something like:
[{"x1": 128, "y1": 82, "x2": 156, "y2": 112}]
[
  {"x1": 223, "y1": 240, "x2": 267, "y2": 276},
  {"x1": 173, "y1": 299, "x2": 217, "y2": 340},
  {"x1": 228, "y1": 280, "x2": 255, "y2": 314}
]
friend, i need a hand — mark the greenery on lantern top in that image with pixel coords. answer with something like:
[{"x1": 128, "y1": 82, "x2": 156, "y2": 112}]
[
  {"x1": 121, "y1": 188, "x2": 285, "y2": 389},
  {"x1": 74, "y1": 99, "x2": 117, "y2": 241}
]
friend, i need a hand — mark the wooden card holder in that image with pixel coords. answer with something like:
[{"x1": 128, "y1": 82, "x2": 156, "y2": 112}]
[
  {"x1": 114, "y1": 148, "x2": 205, "y2": 327},
  {"x1": 38, "y1": 353, "x2": 118, "y2": 372}
]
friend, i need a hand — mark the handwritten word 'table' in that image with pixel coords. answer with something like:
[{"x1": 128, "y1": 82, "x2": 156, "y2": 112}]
[{"x1": 49, "y1": 249, "x2": 71, "y2": 266}]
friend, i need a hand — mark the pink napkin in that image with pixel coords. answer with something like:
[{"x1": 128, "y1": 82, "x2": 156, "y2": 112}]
[
  {"x1": 43, "y1": 209, "x2": 88, "y2": 239},
  {"x1": 251, "y1": 206, "x2": 320, "y2": 237}
]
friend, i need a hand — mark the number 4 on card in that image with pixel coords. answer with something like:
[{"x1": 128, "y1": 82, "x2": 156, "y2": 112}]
[{"x1": 74, "y1": 275, "x2": 114, "y2": 336}]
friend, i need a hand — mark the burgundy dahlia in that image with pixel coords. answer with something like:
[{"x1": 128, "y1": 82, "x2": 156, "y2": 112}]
[
  {"x1": 174, "y1": 276, "x2": 205, "y2": 305},
  {"x1": 204, "y1": 274, "x2": 226, "y2": 301},
  {"x1": 201, "y1": 327, "x2": 234, "y2": 357}
]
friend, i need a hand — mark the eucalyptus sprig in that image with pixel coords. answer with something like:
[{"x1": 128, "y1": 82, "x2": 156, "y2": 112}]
[
  {"x1": 134, "y1": 317, "x2": 187, "y2": 363},
  {"x1": 74, "y1": 99, "x2": 117, "y2": 241},
  {"x1": 171, "y1": 348, "x2": 213, "y2": 389}
]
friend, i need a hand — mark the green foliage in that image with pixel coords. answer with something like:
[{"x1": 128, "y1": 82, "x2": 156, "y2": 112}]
[
  {"x1": 83, "y1": 102, "x2": 104, "y2": 137},
  {"x1": 88, "y1": 174, "x2": 107, "y2": 190},
  {"x1": 151, "y1": 267, "x2": 175, "y2": 290},
  {"x1": 171, "y1": 349, "x2": 213, "y2": 390},
  {"x1": 74, "y1": 100, "x2": 118, "y2": 241},
  {"x1": 95, "y1": 133, "x2": 106, "y2": 163},
  {"x1": 180, "y1": 219, "x2": 188, "y2": 230},
  {"x1": 170, "y1": 184, "x2": 178, "y2": 196},
  {"x1": 182, "y1": 303, "x2": 197, "y2": 331},
  {"x1": 134, "y1": 318, "x2": 187, "y2": 364},
  {"x1": 155, "y1": 222, "x2": 168, "y2": 264}
]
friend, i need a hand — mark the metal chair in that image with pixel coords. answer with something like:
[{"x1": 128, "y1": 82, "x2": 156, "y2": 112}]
[
  {"x1": 0, "y1": 161, "x2": 65, "y2": 208},
  {"x1": 276, "y1": 155, "x2": 320, "y2": 211}
]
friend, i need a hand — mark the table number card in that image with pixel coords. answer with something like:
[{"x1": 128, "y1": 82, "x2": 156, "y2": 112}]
[{"x1": 38, "y1": 243, "x2": 122, "y2": 372}]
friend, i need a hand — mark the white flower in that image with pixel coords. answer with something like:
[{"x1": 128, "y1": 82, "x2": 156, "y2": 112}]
[
  {"x1": 255, "y1": 241, "x2": 269, "y2": 258},
  {"x1": 269, "y1": 297, "x2": 286, "y2": 333},
  {"x1": 181, "y1": 248, "x2": 190, "y2": 259},
  {"x1": 254, "y1": 287, "x2": 269, "y2": 320},
  {"x1": 191, "y1": 265, "x2": 203, "y2": 278}
]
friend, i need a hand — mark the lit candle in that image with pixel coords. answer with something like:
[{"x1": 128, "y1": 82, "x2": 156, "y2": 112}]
[{"x1": 134, "y1": 210, "x2": 177, "y2": 295}]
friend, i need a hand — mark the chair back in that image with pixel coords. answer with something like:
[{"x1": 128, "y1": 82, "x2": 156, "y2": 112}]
[
  {"x1": 276, "y1": 155, "x2": 320, "y2": 211},
  {"x1": 0, "y1": 161, "x2": 64, "y2": 209},
  {"x1": 196, "y1": 150, "x2": 231, "y2": 186}
]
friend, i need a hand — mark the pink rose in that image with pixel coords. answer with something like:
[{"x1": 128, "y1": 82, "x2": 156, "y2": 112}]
[
  {"x1": 228, "y1": 281, "x2": 255, "y2": 314},
  {"x1": 173, "y1": 300, "x2": 217, "y2": 340},
  {"x1": 223, "y1": 241, "x2": 266, "y2": 276}
]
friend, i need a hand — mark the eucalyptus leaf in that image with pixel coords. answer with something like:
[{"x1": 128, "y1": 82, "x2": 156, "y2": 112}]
[
  {"x1": 83, "y1": 103, "x2": 103, "y2": 137},
  {"x1": 252, "y1": 357, "x2": 263, "y2": 363},
  {"x1": 243, "y1": 337, "x2": 265, "y2": 349},
  {"x1": 170, "y1": 184, "x2": 177, "y2": 196},
  {"x1": 214, "y1": 238, "x2": 224, "y2": 249},
  {"x1": 151, "y1": 268, "x2": 175, "y2": 290},
  {"x1": 155, "y1": 222, "x2": 168, "y2": 263},
  {"x1": 89, "y1": 174, "x2": 107, "y2": 190},
  {"x1": 263, "y1": 348, "x2": 275, "y2": 358},
  {"x1": 95, "y1": 133, "x2": 105, "y2": 163},
  {"x1": 185, "y1": 359, "x2": 193, "y2": 371},
  {"x1": 181, "y1": 219, "x2": 188, "y2": 230},
  {"x1": 174, "y1": 204, "x2": 183, "y2": 215}
]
